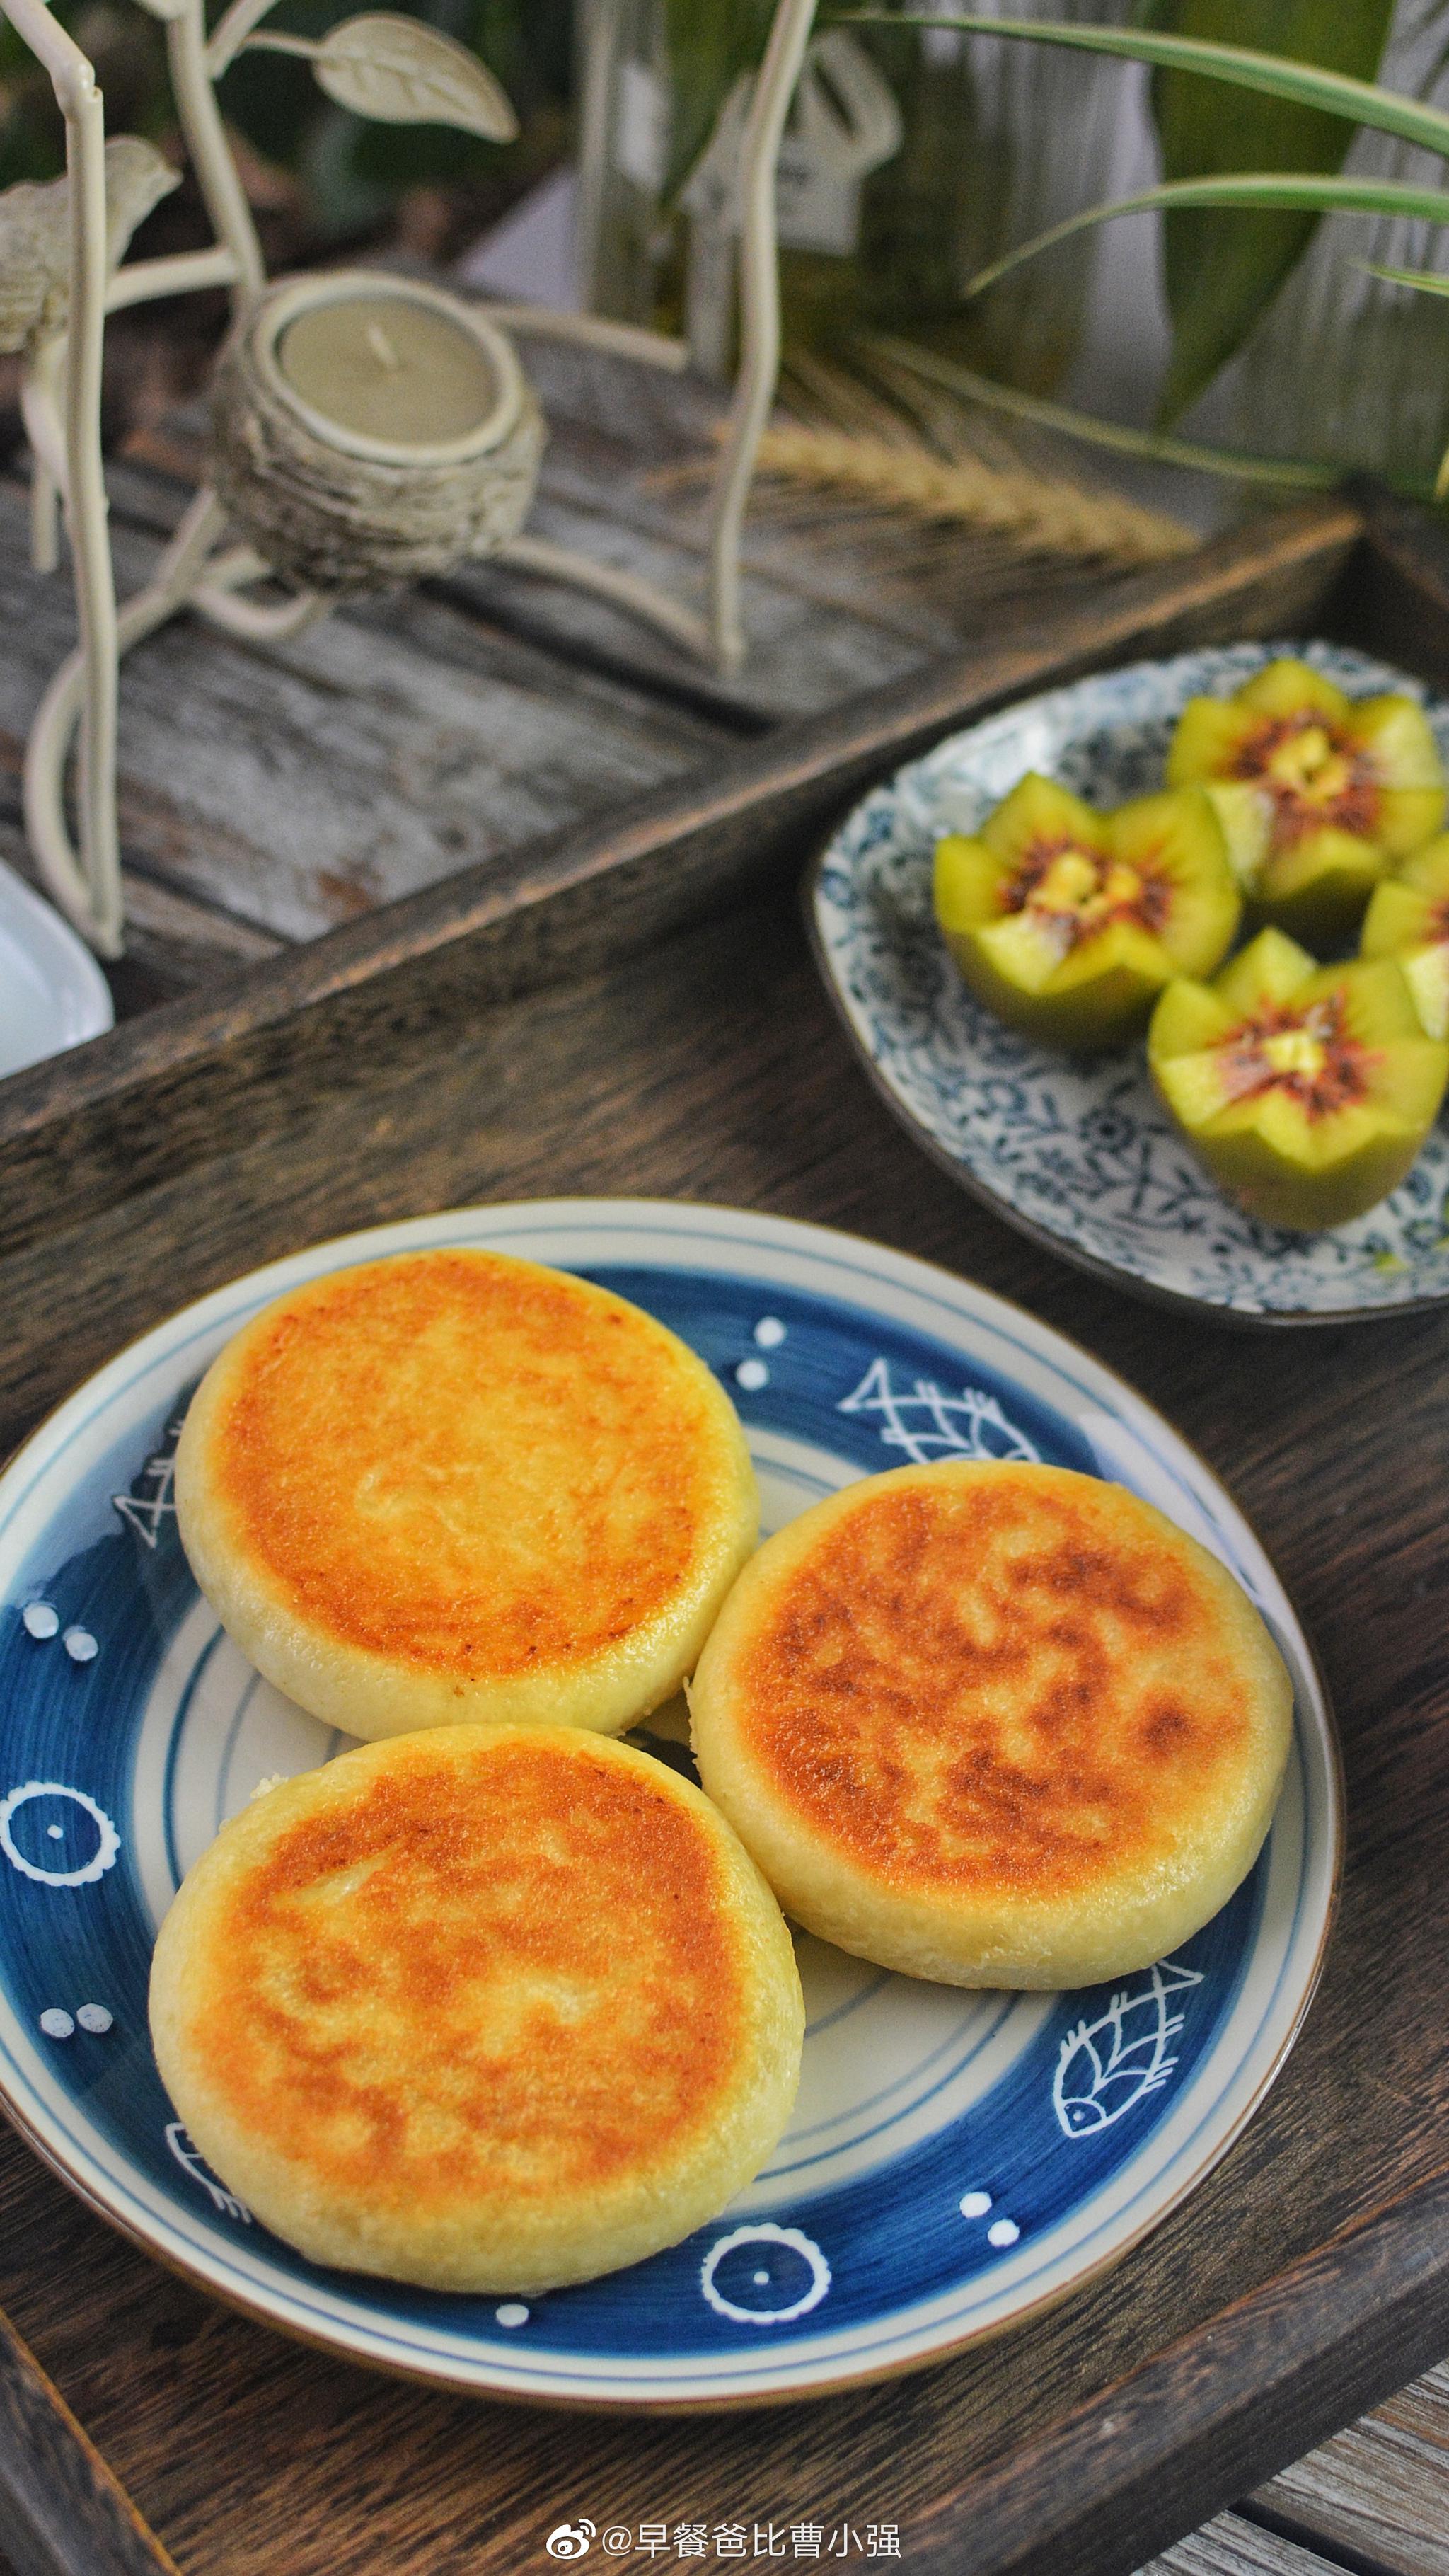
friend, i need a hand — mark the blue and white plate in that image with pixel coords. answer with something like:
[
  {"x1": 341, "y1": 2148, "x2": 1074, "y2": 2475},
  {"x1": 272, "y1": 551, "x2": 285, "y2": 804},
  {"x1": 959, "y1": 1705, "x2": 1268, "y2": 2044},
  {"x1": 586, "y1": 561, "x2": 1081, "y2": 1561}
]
[
  {"x1": 809, "y1": 640, "x2": 1449, "y2": 1323},
  {"x1": 0, "y1": 1201, "x2": 1339, "y2": 2406}
]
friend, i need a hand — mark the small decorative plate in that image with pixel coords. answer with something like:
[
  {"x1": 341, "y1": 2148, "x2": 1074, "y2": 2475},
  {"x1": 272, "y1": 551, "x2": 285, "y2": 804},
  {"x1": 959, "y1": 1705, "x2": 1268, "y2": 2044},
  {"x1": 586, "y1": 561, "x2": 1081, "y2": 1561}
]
[
  {"x1": 0, "y1": 1202, "x2": 1339, "y2": 2407},
  {"x1": 0, "y1": 857, "x2": 112, "y2": 1080},
  {"x1": 809, "y1": 640, "x2": 1449, "y2": 1324}
]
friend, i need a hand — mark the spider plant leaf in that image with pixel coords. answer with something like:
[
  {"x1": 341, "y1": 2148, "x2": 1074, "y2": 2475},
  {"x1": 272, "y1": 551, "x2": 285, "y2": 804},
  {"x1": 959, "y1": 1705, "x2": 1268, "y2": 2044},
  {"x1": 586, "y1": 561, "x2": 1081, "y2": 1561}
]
[
  {"x1": 1149, "y1": 1, "x2": 1396, "y2": 426},
  {"x1": 965, "y1": 173, "x2": 1449, "y2": 300},
  {"x1": 850, "y1": 16, "x2": 1449, "y2": 163},
  {"x1": 1361, "y1": 256, "x2": 1449, "y2": 297},
  {"x1": 861, "y1": 330, "x2": 1368, "y2": 487}
]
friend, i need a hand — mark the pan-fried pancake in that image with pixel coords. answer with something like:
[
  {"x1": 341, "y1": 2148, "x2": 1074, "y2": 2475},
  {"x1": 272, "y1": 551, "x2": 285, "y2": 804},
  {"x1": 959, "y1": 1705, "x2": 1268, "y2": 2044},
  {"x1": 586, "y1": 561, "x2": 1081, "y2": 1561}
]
[
  {"x1": 149, "y1": 1726, "x2": 804, "y2": 2293},
  {"x1": 175, "y1": 1248, "x2": 758, "y2": 1740},
  {"x1": 689, "y1": 1461, "x2": 1294, "y2": 1988}
]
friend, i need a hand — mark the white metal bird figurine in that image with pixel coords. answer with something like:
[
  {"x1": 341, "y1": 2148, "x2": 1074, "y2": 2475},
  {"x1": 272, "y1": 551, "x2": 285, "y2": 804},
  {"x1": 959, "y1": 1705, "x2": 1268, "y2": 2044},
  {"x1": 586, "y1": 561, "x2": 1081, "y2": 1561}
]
[{"x1": 0, "y1": 134, "x2": 178, "y2": 353}]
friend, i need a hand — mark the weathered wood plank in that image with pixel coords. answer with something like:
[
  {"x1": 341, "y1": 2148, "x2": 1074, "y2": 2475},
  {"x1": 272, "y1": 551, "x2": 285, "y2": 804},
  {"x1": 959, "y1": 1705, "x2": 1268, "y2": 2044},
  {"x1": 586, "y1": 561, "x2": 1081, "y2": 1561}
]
[
  {"x1": 0, "y1": 497, "x2": 1363, "y2": 1266},
  {"x1": 0, "y1": 476, "x2": 732, "y2": 943},
  {"x1": 115, "y1": 388, "x2": 941, "y2": 727},
  {"x1": 110, "y1": 864, "x2": 287, "y2": 982},
  {"x1": 1137, "y1": 2508, "x2": 1348, "y2": 2576},
  {"x1": 106, "y1": 431, "x2": 928, "y2": 731},
  {"x1": 454, "y1": 482, "x2": 937, "y2": 717},
  {"x1": 115, "y1": 326, "x2": 1150, "y2": 725},
  {"x1": 480, "y1": 327, "x2": 1151, "y2": 631},
  {"x1": 1251, "y1": 2361, "x2": 1449, "y2": 2576},
  {"x1": 0, "y1": 2302, "x2": 177, "y2": 2576}
]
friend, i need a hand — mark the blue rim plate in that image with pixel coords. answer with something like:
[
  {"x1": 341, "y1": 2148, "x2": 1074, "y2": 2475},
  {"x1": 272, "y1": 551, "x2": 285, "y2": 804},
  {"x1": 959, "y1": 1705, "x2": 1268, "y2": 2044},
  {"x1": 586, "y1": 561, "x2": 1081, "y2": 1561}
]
[
  {"x1": 0, "y1": 1200, "x2": 1340, "y2": 2407},
  {"x1": 808, "y1": 640, "x2": 1449, "y2": 1326}
]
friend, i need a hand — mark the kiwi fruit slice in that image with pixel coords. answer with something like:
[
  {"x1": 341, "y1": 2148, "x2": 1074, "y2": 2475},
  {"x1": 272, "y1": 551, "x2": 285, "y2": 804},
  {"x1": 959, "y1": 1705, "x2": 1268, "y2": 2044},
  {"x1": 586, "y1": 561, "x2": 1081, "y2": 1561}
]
[{"x1": 935, "y1": 775, "x2": 1240, "y2": 1052}]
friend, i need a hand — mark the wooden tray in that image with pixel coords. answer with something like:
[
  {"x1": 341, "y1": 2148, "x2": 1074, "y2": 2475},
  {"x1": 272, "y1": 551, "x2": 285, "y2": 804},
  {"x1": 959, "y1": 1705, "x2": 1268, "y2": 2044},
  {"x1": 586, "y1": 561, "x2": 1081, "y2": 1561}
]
[
  {"x1": 0, "y1": 484, "x2": 1382, "y2": 1260},
  {"x1": 3, "y1": 488, "x2": 1449, "y2": 2576}
]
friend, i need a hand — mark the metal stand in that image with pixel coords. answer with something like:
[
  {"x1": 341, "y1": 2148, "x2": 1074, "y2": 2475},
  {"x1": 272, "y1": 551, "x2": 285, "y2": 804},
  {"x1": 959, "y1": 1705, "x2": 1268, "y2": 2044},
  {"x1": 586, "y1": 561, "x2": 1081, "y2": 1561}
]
[{"x1": 5, "y1": 0, "x2": 821, "y2": 956}]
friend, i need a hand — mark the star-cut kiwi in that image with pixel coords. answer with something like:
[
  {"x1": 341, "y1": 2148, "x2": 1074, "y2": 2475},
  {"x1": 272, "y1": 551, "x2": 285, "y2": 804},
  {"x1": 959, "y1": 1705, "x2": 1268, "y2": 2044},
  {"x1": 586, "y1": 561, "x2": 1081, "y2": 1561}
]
[
  {"x1": 1167, "y1": 658, "x2": 1446, "y2": 949},
  {"x1": 1360, "y1": 834, "x2": 1449, "y2": 1041},
  {"x1": 933, "y1": 774, "x2": 1241, "y2": 1051},
  {"x1": 1148, "y1": 927, "x2": 1449, "y2": 1231}
]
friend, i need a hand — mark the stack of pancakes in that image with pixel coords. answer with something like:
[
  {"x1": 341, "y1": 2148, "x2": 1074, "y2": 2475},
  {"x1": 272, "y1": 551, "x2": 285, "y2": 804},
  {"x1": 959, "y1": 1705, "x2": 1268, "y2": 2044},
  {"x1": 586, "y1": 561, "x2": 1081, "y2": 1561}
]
[{"x1": 153, "y1": 1245, "x2": 1292, "y2": 2296}]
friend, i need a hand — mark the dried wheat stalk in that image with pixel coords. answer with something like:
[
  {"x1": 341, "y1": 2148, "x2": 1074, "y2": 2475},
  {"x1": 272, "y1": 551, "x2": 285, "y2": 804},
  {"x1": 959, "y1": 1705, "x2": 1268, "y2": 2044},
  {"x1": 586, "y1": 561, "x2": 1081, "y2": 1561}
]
[{"x1": 746, "y1": 351, "x2": 1195, "y2": 567}]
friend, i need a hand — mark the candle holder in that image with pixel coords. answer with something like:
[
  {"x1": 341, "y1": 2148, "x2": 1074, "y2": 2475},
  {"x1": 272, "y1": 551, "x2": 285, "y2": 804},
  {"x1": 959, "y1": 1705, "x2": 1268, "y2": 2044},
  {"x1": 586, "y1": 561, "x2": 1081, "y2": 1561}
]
[
  {"x1": 211, "y1": 272, "x2": 545, "y2": 591},
  {"x1": 4, "y1": 0, "x2": 822, "y2": 957}
]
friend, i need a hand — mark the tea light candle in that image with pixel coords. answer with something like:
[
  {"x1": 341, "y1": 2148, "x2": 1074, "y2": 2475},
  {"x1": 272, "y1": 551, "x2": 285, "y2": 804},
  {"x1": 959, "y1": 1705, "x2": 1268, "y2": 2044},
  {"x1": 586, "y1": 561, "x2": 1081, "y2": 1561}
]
[
  {"x1": 209, "y1": 270, "x2": 545, "y2": 592},
  {"x1": 275, "y1": 288, "x2": 506, "y2": 452}
]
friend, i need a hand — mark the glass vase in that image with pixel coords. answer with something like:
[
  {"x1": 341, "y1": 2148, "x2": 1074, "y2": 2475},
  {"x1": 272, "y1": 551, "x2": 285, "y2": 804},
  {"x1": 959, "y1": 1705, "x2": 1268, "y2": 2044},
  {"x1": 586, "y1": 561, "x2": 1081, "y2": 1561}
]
[{"x1": 575, "y1": 0, "x2": 1135, "y2": 393}]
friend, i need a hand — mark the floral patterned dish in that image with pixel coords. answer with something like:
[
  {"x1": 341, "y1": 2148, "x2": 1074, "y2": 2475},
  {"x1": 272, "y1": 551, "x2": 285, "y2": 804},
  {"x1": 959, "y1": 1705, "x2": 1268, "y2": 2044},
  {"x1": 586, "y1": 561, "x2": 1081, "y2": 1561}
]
[
  {"x1": 808, "y1": 640, "x2": 1449, "y2": 1323},
  {"x1": 0, "y1": 1200, "x2": 1337, "y2": 2405}
]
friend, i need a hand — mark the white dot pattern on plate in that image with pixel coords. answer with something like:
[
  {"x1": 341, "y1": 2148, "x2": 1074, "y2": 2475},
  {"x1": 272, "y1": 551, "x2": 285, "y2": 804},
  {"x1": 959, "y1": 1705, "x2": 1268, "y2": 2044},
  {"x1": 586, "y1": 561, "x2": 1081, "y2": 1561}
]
[
  {"x1": 959, "y1": 2190, "x2": 992, "y2": 2219},
  {"x1": 735, "y1": 1358, "x2": 769, "y2": 1391},
  {"x1": 754, "y1": 1316, "x2": 787, "y2": 1348},
  {"x1": 700, "y1": 2224, "x2": 833, "y2": 2326},
  {"x1": 39, "y1": 2008, "x2": 74, "y2": 2039},
  {"x1": 495, "y1": 2303, "x2": 529, "y2": 2329},
  {"x1": 0, "y1": 1782, "x2": 122, "y2": 1889},
  {"x1": 63, "y1": 1628, "x2": 98, "y2": 1663},
  {"x1": 21, "y1": 1602, "x2": 58, "y2": 1639},
  {"x1": 76, "y1": 2004, "x2": 113, "y2": 2034}
]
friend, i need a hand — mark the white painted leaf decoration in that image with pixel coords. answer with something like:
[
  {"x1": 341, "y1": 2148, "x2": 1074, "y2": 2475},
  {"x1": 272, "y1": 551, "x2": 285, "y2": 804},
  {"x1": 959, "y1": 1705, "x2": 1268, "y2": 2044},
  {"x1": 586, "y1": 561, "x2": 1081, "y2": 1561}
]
[{"x1": 311, "y1": 16, "x2": 519, "y2": 142}]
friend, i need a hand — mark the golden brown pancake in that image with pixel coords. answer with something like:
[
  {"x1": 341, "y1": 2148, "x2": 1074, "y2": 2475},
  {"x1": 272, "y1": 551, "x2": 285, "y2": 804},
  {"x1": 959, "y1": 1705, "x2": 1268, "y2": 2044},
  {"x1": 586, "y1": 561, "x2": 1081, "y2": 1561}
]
[
  {"x1": 689, "y1": 1461, "x2": 1294, "y2": 1987},
  {"x1": 175, "y1": 1248, "x2": 758, "y2": 1740},
  {"x1": 149, "y1": 1726, "x2": 804, "y2": 2292}
]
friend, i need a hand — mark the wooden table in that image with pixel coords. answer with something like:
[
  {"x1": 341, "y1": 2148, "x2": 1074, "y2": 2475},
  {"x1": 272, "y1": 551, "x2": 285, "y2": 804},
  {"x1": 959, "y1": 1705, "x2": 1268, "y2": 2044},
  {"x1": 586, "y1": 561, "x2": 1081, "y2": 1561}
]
[{"x1": 1, "y1": 335, "x2": 1447, "y2": 2576}]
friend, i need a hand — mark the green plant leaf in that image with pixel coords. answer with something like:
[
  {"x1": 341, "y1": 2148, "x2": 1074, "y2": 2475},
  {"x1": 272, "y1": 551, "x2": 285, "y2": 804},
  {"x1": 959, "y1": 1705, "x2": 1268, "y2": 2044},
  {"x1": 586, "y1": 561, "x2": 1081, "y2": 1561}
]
[
  {"x1": 1149, "y1": 1, "x2": 1396, "y2": 426},
  {"x1": 860, "y1": 330, "x2": 1370, "y2": 485},
  {"x1": 1361, "y1": 255, "x2": 1449, "y2": 297},
  {"x1": 964, "y1": 171, "x2": 1449, "y2": 298},
  {"x1": 845, "y1": 16, "x2": 1449, "y2": 162}
]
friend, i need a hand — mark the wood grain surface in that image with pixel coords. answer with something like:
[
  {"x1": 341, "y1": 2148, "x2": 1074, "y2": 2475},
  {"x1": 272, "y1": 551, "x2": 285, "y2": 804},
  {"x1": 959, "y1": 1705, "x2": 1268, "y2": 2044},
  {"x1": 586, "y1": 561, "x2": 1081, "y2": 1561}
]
[
  {"x1": 1252, "y1": 2362, "x2": 1449, "y2": 2575},
  {"x1": 0, "y1": 479, "x2": 730, "y2": 947},
  {"x1": 0, "y1": 495, "x2": 1361, "y2": 1270},
  {"x1": 0, "y1": 2302, "x2": 177, "y2": 2576},
  {"x1": 1143, "y1": 2509, "x2": 1344, "y2": 2576},
  {"x1": 1, "y1": 875, "x2": 1447, "y2": 2576},
  {"x1": 117, "y1": 329, "x2": 1122, "y2": 729}
]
